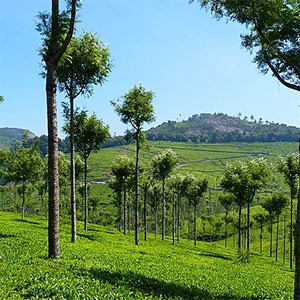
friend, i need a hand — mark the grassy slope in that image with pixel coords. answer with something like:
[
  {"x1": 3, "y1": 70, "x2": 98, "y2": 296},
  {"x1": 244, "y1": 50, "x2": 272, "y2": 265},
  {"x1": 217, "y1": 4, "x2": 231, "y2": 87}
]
[
  {"x1": 0, "y1": 212, "x2": 294, "y2": 300},
  {"x1": 86, "y1": 141, "x2": 297, "y2": 224}
]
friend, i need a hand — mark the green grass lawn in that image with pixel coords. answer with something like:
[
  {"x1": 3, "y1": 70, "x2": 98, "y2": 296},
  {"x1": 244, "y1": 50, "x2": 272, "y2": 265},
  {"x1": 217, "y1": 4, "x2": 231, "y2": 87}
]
[{"x1": 0, "y1": 212, "x2": 294, "y2": 299}]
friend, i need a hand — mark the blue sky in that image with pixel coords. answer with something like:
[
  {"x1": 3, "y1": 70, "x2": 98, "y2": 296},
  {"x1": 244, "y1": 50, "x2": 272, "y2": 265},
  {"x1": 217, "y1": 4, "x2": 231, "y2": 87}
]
[{"x1": 0, "y1": 0, "x2": 299, "y2": 137}]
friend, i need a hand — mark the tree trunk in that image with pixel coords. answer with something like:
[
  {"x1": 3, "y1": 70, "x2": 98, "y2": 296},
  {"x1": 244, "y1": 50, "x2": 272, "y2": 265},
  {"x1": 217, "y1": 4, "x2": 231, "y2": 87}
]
[
  {"x1": 154, "y1": 208, "x2": 157, "y2": 238},
  {"x1": 162, "y1": 178, "x2": 165, "y2": 241},
  {"x1": 84, "y1": 156, "x2": 88, "y2": 230},
  {"x1": 70, "y1": 96, "x2": 76, "y2": 243},
  {"x1": 47, "y1": 61, "x2": 60, "y2": 259},
  {"x1": 172, "y1": 195, "x2": 175, "y2": 245},
  {"x1": 188, "y1": 201, "x2": 191, "y2": 241},
  {"x1": 284, "y1": 214, "x2": 286, "y2": 264},
  {"x1": 293, "y1": 139, "x2": 300, "y2": 299},
  {"x1": 247, "y1": 202, "x2": 250, "y2": 252},
  {"x1": 238, "y1": 205, "x2": 242, "y2": 251},
  {"x1": 177, "y1": 193, "x2": 180, "y2": 243},
  {"x1": 260, "y1": 223, "x2": 263, "y2": 253},
  {"x1": 291, "y1": 189, "x2": 294, "y2": 269},
  {"x1": 225, "y1": 210, "x2": 228, "y2": 248},
  {"x1": 123, "y1": 184, "x2": 126, "y2": 235},
  {"x1": 117, "y1": 191, "x2": 121, "y2": 232},
  {"x1": 144, "y1": 186, "x2": 147, "y2": 241},
  {"x1": 194, "y1": 203, "x2": 197, "y2": 246},
  {"x1": 21, "y1": 181, "x2": 25, "y2": 220},
  {"x1": 276, "y1": 215, "x2": 279, "y2": 262},
  {"x1": 127, "y1": 199, "x2": 130, "y2": 233},
  {"x1": 135, "y1": 132, "x2": 139, "y2": 245},
  {"x1": 270, "y1": 220, "x2": 273, "y2": 257}
]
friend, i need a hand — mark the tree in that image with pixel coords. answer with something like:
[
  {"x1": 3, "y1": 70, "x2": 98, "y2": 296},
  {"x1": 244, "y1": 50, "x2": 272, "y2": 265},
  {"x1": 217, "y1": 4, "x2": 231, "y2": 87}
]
[
  {"x1": 220, "y1": 158, "x2": 269, "y2": 252},
  {"x1": 37, "y1": 0, "x2": 79, "y2": 259},
  {"x1": 186, "y1": 178, "x2": 208, "y2": 246},
  {"x1": 262, "y1": 192, "x2": 288, "y2": 259},
  {"x1": 152, "y1": 149, "x2": 178, "y2": 241},
  {"x1": 219, "y1": 193, "x2": 235, "y2": 248},
  {"x1": 8, "y1": 138, "x2": 43, "y2": 220},
  {"x1": 108, "y1": 177, "x2": 122, "y2": 231},
  {"x1": 112, "y1": 84, "x2": 155, "y2": 245},
  {"x1": 253, "y1": 209, "x2": 268, "y2": 253},
  {"x1": 111, "y1": 155, "x2": 135, "y2": 235},
  {"x1": 58, "y1": 32, "x2": 112, "y2": 243},
  {"x1": 66, "y1": 110, "x2": 109, "y2": 230},
  {"x1": 149, "y1": 182, "x2": 161, "y2": 237},
  {"x1": 278, "y1": 153, "x2": 298, "y2": 268},
  {"x1": 140, "y1": 173, "x2": 153, "y2": 241},
  {"x1": 190, "y1": 0, "x2": 300, "y2": 296}
]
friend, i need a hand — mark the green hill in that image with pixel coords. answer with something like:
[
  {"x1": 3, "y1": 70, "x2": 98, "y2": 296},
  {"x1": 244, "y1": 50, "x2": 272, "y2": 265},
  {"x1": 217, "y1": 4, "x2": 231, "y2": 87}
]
[
  {"x1": 145, "y1": 113, "x2": 299, "y2": 143},
  {"x1": 0, "y1": 212, "x2": 294, "y2": 299},
  {"x1": 0, "y1": 127, "x2": 36, "y2": 150}
]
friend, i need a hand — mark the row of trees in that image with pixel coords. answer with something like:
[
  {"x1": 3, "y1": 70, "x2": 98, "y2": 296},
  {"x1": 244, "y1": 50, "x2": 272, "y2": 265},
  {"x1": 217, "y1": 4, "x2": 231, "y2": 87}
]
[{"x1": 109, "y1": 148, "x2": 298, "y2": 264}]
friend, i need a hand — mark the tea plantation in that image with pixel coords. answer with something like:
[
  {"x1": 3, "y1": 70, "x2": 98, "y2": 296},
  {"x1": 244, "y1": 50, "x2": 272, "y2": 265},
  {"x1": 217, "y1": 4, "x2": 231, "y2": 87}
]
[{"x1": 0, "y1": 212, "x2": 294, "y2": 299}]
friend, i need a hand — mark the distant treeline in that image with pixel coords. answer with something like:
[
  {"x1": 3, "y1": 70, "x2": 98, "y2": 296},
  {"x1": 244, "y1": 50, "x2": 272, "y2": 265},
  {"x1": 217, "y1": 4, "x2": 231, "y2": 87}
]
[
  {"x1": 146, "y1": 113, "x2": 299, "y2": 143},
  {"x1": 3, "y1": 113, "x2": 299, "y2": 156}
]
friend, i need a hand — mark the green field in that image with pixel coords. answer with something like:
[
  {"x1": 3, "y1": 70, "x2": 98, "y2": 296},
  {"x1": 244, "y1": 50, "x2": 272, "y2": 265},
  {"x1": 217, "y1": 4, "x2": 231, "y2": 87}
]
[
  {"x1": 84, "y1": 141, "x2": 297, "y2": 225},
  {"x1": 0, "y1": 212, "x2": 294, "y2": 299}
]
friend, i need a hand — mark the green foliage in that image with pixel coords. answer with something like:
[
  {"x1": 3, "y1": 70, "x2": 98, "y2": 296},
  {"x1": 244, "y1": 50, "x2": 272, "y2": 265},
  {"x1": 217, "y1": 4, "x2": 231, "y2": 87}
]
[
  {"x1": 191, "y1": 0, "x2": 300, "y2": 92},
  {"x1": 111, "y1": 84, "x2": 155, "y2": 144},
  {"x1": 57, "y1": 32, "x2": 113, "y2": 98},
  {"x1": 219, "y1": 193, "x2": 235, "y2": 212},
  {"x1": 0, "y1": 95, "x2": 4, "y2": 102},
  {"x1": 152, "y1": 149, "x2": 178, "y2": 181},
  {"x1": 220, "y1": 157, "x2": 270, "y2": 206},
  {"x1": 111, "y1": 155, "x2": 135, "y2": 182},
  {"x1": 262, "y1": 192, "x2": 289, "y2": 220},
  {"x1": 66, "y1": 110, "x2": 110, "y2": 159},
  {"x1": 186, "y1": 178, "x2": 208, "y2": 206},
  {"x1": 278, "y1": 152, "x2": 298, "y2": 198},
  {"x1": 7, "y1": 139, "x2": 43, "y2": 186}
]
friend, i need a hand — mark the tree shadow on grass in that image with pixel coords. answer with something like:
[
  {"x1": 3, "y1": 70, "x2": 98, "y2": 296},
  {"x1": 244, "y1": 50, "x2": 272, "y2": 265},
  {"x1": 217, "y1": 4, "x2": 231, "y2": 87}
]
[
  {"x1": 13, "y1": 219, "x2": 39, "y2": 225},
  {"x1": 87, "y1": 267, "x2": 251, "y2": 300},
  {"x1": 0, "y1": 233, "x2": 15, "y2": 239},
  {"x1": 77, "y1": 233, "x2": 101, "y2": 242},
  {"x1": 199, "y1": 250, "x2": 232, "y2": 261}
]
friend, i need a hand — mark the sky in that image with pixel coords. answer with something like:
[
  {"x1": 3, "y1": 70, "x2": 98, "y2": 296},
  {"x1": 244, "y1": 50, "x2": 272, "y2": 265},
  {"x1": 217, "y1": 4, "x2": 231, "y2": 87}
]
[{"x1": 0, "y1": 0, "x2": 300, "y2": 137}]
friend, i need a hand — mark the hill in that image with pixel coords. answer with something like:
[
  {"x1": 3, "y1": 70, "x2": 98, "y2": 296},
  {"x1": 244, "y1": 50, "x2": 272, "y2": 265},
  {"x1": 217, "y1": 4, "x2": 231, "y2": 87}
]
[
  {"x1": 0, "y1": 212, "x2": 294, "y2": 299},
  {"x1": 0, "y1": 127, "x2": 36, "y2": 150},
  {"x1": 145, "y1": 113, "x2": 299, "y2": 143}
]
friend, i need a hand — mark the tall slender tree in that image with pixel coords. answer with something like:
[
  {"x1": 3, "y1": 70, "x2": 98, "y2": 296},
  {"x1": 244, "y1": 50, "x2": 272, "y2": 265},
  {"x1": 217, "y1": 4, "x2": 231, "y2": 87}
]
[
  {"x1": 58, "y1": 32, "x2": 112, "y2": 243},
  {"x1": 110, "y1": 155, "x2": 135, "y2": 235},
  {"x1": 8, "y1": 137, "x2": 43, "y2": 220},
  {"x1": 37, "y1": 0, "x2": 79, "y2": 258},
  {"x1": 221, "y1": 158, "x2": 269, "y2": 252},
  {"x1": 186, "y1": 178, "x2": 208, "y2": 246},
  {"x1": 219, "y1": 193, "x2": 235, "y2": 248},
  {"x1": 66, "y1": 110, "x2": 109, "y2": 230},
  {"x1": 262, "y1": 192, "x2": 288, "y2": 259},
  {"x1": 253, "y1": 209, "x2": 268, "y2": 253},
  {"x1": 278, "y1": 153, "x2": 298, "y2": 268},
  {"x1": 152, "y1": 149, "x2": 178, "y2": 241},
  {"x1": 149, "y1": 182, "x2": 161, "y2": 237},
  {"x1": 112, "y1": 84, "x2": 155, "y2": 245}
]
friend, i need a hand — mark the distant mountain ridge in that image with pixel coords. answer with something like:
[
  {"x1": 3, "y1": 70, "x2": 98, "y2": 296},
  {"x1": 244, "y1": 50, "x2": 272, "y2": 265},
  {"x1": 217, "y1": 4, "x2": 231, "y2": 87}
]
[
  {"x1": 1, "y1": 113, "x2": 299, "y2": 152},
  {"x1": 0, "y1": 128, "x2": 36, "y2": 150},
  {"x1": 145, "y1": 113, "x2": 299, "y2": 143}
]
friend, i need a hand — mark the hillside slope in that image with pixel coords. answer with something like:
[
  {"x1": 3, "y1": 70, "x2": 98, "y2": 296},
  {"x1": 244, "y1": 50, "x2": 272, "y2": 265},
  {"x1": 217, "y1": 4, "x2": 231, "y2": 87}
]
[
  {"x1": 0, "y1": 212, "x2": 294, "y2": 299},
  {"x1": 0, "y1": 127, "x2": 36, "y2": 150},
  {"x1": 146, "y1": 113, "x2": 299, "y2": 143}
]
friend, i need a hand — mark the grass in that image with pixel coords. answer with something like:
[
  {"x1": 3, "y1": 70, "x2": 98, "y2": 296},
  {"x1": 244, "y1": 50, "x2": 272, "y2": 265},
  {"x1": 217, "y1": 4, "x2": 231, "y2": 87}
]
[{"x1": 0, "y1": 212, "x2": 295, "y2": 299}]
